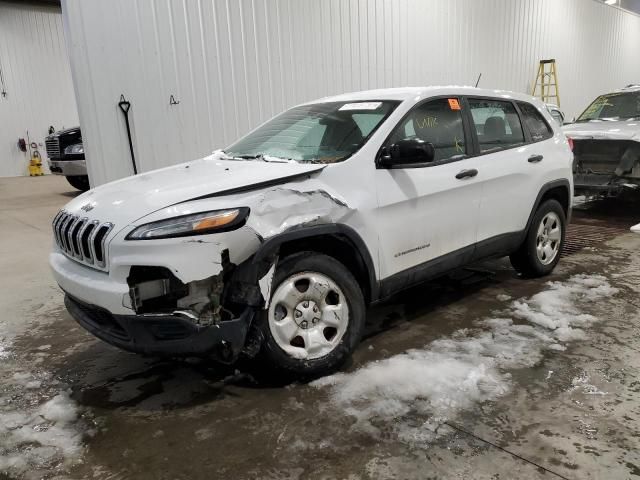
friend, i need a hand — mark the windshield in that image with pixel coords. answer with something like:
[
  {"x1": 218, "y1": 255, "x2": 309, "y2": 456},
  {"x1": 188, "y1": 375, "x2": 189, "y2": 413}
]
[
  {"x1": 224, "y1": 100, "x2": 399, "y2": 164},
  {"x1": 577, "y1": 92, "x2": 640, "y2": 122}
]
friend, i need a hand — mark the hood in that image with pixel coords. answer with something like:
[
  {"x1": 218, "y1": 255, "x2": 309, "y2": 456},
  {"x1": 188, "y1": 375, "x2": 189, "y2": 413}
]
[
  {"x1": 47, "y1": 126, "x2": 81, "y2": 140},
  {"x1": 563, "y1": 120, "x2": 640, "y2": 142},
  {"x1": 62, "y1": 156, "x2": 325, "y2": 225}
]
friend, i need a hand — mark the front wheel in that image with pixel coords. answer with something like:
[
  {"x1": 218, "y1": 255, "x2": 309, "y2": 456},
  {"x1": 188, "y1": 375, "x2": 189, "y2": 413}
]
[
  {"x1": 510, "y1": 199, "x2": 566, "y2": 277},
  {"x1": 258, "y1": 252, "x2": 365, "y2": 377},
  {"x1": 66, "y1": 175, "x2": 90, "y2": 192}
]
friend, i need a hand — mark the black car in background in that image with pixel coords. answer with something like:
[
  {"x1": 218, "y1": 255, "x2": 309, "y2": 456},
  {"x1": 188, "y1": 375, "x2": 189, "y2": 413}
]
[{"x1": 45, "y1": 127, "x2": 89, "y2": 191}]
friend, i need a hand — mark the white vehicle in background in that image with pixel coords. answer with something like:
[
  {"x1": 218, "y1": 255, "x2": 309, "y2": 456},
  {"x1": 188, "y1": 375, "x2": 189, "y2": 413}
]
[
  {"x1": 50, "y1": 87, "x2": 573, "y2": 377},
  {"x1": 563, "y1": 84, "x2": 640, "y2": 196},
  {"x1": 546, "y1": 103, "x2": 565, "y2": 126}
]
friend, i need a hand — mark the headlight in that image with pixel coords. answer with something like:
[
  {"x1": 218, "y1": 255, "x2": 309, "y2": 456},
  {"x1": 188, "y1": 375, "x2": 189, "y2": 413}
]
[
  {"x1": 64, "y1": 143, "x2": 84, "y2": 155},
  {"x1": 126, "y1": 208, "x2": 249, "y2": 240}
]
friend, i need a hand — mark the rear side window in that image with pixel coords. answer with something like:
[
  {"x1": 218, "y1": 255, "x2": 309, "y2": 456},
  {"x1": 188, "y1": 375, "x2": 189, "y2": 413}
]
[
  {"x1": 387, "y1": 98, "x2": 467, "y2": 161},
  {"x1": 468, "y1": 99, "x2": 525, "y2": 153},
  {"x1": 517, "y1": 102, "x2": 553, "y2": 142}
]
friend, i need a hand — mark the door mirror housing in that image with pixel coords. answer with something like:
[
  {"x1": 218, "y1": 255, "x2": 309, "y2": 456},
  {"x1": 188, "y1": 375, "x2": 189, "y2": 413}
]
[{"x1": 379, "y1": 138, "x2": 435, "y2": 168}]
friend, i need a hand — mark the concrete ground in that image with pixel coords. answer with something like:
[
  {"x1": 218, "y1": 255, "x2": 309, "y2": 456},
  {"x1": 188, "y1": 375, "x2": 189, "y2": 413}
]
[{"x1": 1, "y1": 175, "x2": 639, "y2": 480}]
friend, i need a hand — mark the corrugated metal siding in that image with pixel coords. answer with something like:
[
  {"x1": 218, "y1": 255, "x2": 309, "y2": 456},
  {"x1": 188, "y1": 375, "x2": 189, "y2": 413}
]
[
  {"x1": 0, "y1": 2, "x2": 79, "y2": 177},
  {"x1": 62, "y1": 0, "x2": 640, "y2": 186}
]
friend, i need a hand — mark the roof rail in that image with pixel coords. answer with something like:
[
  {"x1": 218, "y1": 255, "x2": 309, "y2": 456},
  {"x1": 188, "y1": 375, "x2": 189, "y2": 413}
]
[{"x1": 624, "y1": 84, "x2": 640, "y2": 89}]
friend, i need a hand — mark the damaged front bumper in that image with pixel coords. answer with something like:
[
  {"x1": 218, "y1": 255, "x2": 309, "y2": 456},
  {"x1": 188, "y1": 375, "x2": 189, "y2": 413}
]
[
  {"x1": 65, "y1": 295, "x2": 253, "y2": 359},
  {"x1": 50, "y1": 223, "x2": 270, "y2": 361}
]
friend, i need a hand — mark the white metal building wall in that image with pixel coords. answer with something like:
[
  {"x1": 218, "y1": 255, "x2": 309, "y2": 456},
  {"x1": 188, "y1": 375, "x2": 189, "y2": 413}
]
[
  {"x1": 0, "y1": 1, "x2": 78, "y2": 177},
  {"x1": 62, "y1": 0, "x2": 640, "y2": 186}
]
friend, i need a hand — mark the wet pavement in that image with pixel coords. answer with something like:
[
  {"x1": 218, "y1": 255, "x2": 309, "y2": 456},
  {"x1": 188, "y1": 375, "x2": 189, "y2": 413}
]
[{"x1": 1, "y1": 176, "x2": 639, "y2": 479}]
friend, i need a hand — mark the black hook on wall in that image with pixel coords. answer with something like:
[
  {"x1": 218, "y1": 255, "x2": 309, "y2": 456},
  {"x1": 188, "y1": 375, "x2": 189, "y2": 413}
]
[
  {"x1": 169, "y1": 94, "x2": 180, "y2": 106},
  {"x1": 118, "y1": 94, "x2": 138, "y2": 175}
]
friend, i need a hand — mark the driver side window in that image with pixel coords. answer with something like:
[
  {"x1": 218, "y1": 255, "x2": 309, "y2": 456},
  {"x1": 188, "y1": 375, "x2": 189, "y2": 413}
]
[{"x1": 388, "y1": 98, "x2": 467, "y2": 161}]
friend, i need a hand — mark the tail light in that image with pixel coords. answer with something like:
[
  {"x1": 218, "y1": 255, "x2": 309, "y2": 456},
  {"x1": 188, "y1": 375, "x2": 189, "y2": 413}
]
[{"x1": 566, "y1": 136, "x2": 574, "y2": 151}]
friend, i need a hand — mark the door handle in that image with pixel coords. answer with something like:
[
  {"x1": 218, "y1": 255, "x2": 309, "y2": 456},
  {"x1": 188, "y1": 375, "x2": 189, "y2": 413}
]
[
  {"x1": 528, "y1": 154, "x2": 544, "y2": 163},
  {"x1": 455, "y1": 169, "x2": 478, "y2": 179}
]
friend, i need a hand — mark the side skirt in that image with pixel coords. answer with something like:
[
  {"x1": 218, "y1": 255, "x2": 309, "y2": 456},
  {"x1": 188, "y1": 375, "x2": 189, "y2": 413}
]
[{"x1": 377, "y1": 231, "x2": 524, "y2": 300}]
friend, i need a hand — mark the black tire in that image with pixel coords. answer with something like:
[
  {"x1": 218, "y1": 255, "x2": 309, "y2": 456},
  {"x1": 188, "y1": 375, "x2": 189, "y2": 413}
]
[
  {"x1": 66, "y1": 175, "x2": 90, "y2": 192},
  {"x1": 510, "y1": 199, "x2": 566, "y2": 278},
  {"x1": 258, "y1": 252, "x2": 366, "y2": 378}
]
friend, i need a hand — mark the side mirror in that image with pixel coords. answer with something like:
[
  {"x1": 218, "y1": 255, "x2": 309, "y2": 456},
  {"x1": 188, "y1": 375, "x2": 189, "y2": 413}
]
[{"x1": 379, "y1": 138, "x2": 435, "y2": 168}]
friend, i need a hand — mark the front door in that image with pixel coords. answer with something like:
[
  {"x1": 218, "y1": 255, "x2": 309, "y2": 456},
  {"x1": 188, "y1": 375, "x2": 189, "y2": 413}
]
[{"x1": 375, "y1": 97, "x2": 483, "y2": 285}]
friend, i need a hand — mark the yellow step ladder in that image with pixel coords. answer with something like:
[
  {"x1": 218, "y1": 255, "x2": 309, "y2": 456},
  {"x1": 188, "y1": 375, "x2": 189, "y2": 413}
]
[{"x1": 531, "y1": 59, "x2": 560, "y2": 107}]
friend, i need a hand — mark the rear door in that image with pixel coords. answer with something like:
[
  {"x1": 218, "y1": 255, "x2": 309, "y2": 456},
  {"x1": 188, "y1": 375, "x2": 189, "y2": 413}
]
[
  {"x1": 465, "y1": 97, "x2": 553, "y2": 252},
  {"x1": 375, "y1": 97, "x2": 483, "y2": 284}
]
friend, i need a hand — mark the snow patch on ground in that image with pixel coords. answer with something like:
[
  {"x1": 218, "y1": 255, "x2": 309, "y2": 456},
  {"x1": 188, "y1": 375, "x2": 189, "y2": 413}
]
[
  {"x1": 312, "y1": 274, "x2": 617, "y2": 444},
  {"x1": 570, "y1": 372, "x2": 608, "y2": 396},
  {"x1": 0, "y1": 344, "x2": 87, "y2": 476},
  {"x1": 0, "y1": 341, "x2": 10, "y2": 359}
]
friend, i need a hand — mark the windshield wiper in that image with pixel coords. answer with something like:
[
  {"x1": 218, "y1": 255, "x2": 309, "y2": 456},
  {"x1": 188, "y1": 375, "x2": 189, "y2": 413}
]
[{"x1": 231, "y1": 153, "x2": 294, "y2": 163}]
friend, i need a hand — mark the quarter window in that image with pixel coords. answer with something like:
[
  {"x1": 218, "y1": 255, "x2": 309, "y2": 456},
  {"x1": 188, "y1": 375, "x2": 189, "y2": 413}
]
[
  {"x1": 517, "y1": 102, "x2": 553, "y2": 142},
  {"x1": 549, "y1": 109, "x2": 564, "y2": 126},
  {"x1": 468, "y1": 99, "x2": 525, "y2": 153},
  {"x1": 387, "y1": 98, "x2": 466, "y2": 161}
]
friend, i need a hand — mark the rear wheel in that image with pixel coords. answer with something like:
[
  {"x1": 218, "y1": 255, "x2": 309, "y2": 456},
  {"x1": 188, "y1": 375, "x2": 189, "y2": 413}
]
[
  {"x1": 66, "y1": 175, "x2": 90, "y2": 192},
  {"x1": 258, "y1": 252, "x2": 365, "y2": 377},
  {"x1": 510, "y1": 199, "x2": 566, "y2": 277}
]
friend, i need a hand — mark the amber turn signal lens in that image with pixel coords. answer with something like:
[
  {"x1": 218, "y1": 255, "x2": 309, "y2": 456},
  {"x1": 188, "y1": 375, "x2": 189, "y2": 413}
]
[{"x1": 192, "y1": 210, "x2": 239, "y2": 231}]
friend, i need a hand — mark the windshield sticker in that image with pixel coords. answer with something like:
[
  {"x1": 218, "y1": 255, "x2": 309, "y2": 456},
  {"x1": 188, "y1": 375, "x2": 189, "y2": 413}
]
[
  {"x1": 339, "y1": 102, "x2": 383, "y2": 111},
  {"x1": 448, "y1": 98, "x2": 461, "y2": 110}
]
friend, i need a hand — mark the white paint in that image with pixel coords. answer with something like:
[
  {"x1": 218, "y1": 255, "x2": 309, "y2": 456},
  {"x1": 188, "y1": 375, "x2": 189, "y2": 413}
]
[
  {"x1": 49, "y1": 87, "x2": 572, "y2": 316},
  {"x1": 0, "y1": 3, "x2": 78, "y2": 177},
  {"x1": 69, "y1": 153, "x2": 326, "y2": 228},
  {"x1": 564, "y1": 121, "x2": 640, "y2": 142},
  {"x1": 258, "y1": 262, "x2": 277, "y2": 308},
  {"x1": 61, "y1": 0, "x2": 640, "y2": 187}
]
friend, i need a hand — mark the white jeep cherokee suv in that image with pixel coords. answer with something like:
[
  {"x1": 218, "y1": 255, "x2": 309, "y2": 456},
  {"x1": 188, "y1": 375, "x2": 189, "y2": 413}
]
[{"x1": 50, "y1": 87, "x2": 573, "y2": 376}]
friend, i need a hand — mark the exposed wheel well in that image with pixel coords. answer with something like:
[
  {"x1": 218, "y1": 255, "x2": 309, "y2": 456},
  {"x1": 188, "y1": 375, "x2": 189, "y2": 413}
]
[
  {"x1": 277, "y1": 234, "x2": 373, "y2": 303},
  {"x1": 539, "y1": 185, "x2": 570, "y2": 217}
]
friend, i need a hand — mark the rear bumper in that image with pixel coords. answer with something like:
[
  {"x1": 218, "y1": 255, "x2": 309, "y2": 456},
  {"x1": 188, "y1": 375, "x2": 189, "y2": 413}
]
[
  {"x1": 65, "y1": 295, "x2": 253, "y2": 358},
  {"x1": 574, "y1": 173, "x2": 640, "y2": 194},
  {"x1": 48, "y1": 159, "x2": 87, "y2": 176}
]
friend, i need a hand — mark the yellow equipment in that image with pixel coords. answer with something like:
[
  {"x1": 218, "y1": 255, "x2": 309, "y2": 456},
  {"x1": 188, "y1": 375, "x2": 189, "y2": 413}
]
[
  {"x1": 28, "y1": 142, "x2": 44, "y2": 176},
  {"x1": 531, "y1": 59, "x2": 560, "y2": 107}
]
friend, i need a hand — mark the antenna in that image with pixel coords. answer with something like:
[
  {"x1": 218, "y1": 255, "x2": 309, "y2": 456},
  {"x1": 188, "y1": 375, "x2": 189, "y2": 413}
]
[{"x1": 474, "y1": 73, "x2": 482, "y2": 88}]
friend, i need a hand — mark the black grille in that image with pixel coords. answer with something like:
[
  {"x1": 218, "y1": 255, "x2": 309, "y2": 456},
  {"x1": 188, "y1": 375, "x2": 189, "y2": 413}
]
[
  {"x1": 45, "y1": 138, "x2": 61, "y2": 158},
  {"x1": 52, "y1": 210, "x2": 113, "y2": 270}
]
